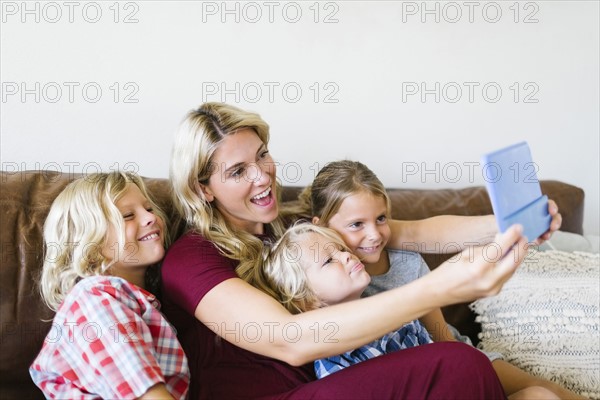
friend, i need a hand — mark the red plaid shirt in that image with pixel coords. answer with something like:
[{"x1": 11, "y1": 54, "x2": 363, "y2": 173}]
[{"x1": 30, "y1": 276, "x2": 189, "y2": 399}]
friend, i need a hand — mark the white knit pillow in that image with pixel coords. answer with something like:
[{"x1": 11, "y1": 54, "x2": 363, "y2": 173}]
[{"x1": 470, "y1": 250, "x2": 600, "y2": 399}]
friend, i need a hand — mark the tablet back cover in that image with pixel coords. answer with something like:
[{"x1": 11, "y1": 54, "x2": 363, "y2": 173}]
[{"x1": 481, "y1": 142, "x2": 551, "y2": 241}]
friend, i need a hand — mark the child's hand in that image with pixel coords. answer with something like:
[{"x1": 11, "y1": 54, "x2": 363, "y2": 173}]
[
  {"x1": 533, "y1": 199, "x2": 562, "y2": 245},
  {"x1": 433, "y1": 224, "x2": 528, "y2": 304}
]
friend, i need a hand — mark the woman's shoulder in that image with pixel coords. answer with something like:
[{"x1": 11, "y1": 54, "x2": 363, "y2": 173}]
[
  {"x1": 161, "y1": 231, "x2": 239, "y2": 314},
  {"x1": 162, "y1": 230, "x2": 237, "y2": 279},
  {"x1": 167, "y1": 230, "x2": 220, "y2": 254}
]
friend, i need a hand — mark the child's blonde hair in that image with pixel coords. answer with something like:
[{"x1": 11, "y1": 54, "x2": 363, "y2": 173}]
[
  {"x1": 258, "y1": 223, "x2": 352, "y2": 314},
  {"x1": 169, "y1": 102, "x2": 285, "y2": 283},
  {"x1": 284, "y1": 160, "x2": 391, "y2": 225},
  {"x1": 40, "y1": 171, "x2": 167, "y2": 311}
]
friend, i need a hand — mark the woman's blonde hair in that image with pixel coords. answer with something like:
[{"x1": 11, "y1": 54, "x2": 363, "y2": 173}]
[
  {"x1": 170, "y1": 102, "x2": 285, "y2": 282},
  {"x1": 40, "y1": 171, "x2": 167, "y2": 311},
  {"x1": 285, "y1": 160, "x2": 391, "y2": 225},
  {"x1": 251, "y1": 223, "x2": 351, "y2": 314}
]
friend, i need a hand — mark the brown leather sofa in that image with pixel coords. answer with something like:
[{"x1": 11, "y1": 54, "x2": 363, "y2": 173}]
[{"x1": 0, "y1": 171, "x2": 585, "y2": 399}]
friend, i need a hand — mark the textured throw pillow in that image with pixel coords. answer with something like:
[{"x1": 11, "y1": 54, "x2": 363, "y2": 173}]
[{"x1": 470, "y1": 250, "x2": 600, "y2": 399}]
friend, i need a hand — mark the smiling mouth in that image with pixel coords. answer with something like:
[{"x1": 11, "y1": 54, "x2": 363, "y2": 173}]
[
  {"x1": 139, "y1": 231, "x2": 160, "y2": 241},
  {"x1": 357, "y1": 245, "x2": 381, "y2": 253},
  {"x1": 250, "y1": 187, "x2": 272, "y2": 206}
]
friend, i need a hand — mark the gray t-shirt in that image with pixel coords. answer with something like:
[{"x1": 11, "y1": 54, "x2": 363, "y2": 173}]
[
  {"x1": 362, "y1": 249, "x2": 429, "y2": 297},
  {"x1": 362, "y1": 249, "x2": 503, "y2": 362}
]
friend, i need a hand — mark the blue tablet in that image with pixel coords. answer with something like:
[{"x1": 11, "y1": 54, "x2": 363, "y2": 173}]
[{"x1": 481, "y1": 142, "x2": 551, "y2": 241}]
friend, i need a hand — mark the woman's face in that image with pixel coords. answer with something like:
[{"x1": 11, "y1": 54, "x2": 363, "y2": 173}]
[{"x1": 200, "y1": 128, "x2": 278, "y2": 234}]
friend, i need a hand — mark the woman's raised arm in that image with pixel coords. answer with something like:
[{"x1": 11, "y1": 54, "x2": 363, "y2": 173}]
[
  {"x1": 195, "y1": 225, "x2": 527, "y2": 366},
  {"x1": 387, "y1": 199, "x2": 561, "y2": 253}
]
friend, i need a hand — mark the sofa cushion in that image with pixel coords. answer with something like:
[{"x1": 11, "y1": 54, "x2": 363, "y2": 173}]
[{"x1": 471, "y1": 250, "x2": 600, "y2": 399}]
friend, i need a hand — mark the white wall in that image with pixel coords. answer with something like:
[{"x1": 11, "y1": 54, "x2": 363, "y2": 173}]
[{"x1": 1, "y1": 1, "x2": 598, "y2": 235}]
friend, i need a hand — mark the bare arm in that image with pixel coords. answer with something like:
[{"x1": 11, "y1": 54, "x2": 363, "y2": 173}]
[
  {"x1": 196, "y1": 225, "x2": 527, "y2": 366},
  {"x1": 389, "y1": 215, "x2": 497, "y2": 253},
  {"x1": 419, "y1": 308, "x2": 456, "y2": 342},
  {"x1": 388, "y1": 200, "x2": 562, "y2": 253}
]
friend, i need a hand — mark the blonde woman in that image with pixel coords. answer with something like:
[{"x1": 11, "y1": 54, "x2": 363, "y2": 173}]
[
  {"x1": 30, "y1": 172, "x2": 189, "y2": 400},
  {"x1": 158, "y1": 102, "x2": 558, "y2": 399}
]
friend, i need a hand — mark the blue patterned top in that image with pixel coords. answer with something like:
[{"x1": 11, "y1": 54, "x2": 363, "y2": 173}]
[{"x1": 314, "y1": 319, "x2": 432, "y2": 379}]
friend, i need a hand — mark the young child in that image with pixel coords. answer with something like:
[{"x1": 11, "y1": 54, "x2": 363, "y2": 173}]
[
  {"x1": 258, "y1": 223, "x2": 433, "y2": 379},
  {"x1": 293, "y1": 159, "x2": 583, "y2": 400},
  {"x1": 29, "y1": 172, "x2": 189, "y2": 400}
]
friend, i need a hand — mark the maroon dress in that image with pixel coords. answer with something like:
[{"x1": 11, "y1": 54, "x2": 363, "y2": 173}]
[{"x1": 161, "y1": 231, "x2": 506, "y2": 399}]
